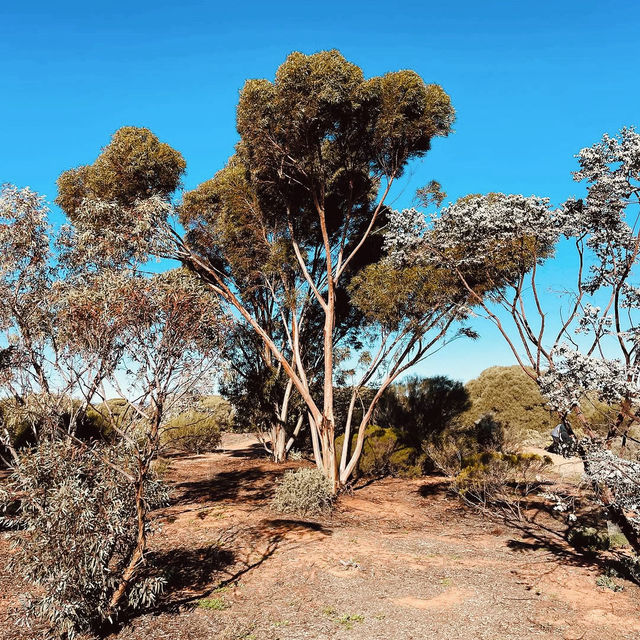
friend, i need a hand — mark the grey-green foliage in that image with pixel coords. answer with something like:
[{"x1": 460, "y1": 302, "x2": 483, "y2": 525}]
[
  {"x1": 452, "y1": 451, "x2": 551, "y2": 506},
  {"x1": 0, "y1": 438, "x2": 169, "y2": 638},
  {"x1": 0, "y1": 395, "x2": 116, "y2": 454},
  {"x1": 162, "y1": 395, "x2": 233, "y2": 453},
  {"x1": 459, "y1": 366, "x2": 554, "y2": 443},
  {"x1": 567, "y1": 526, "x2": 629, "y2": 552},
  {"x1": 271, "y1": 468, "x2": 334, "y2": 516},
  {"x1": 473, "y1": 414, "x2": 505, "y2": 452}
]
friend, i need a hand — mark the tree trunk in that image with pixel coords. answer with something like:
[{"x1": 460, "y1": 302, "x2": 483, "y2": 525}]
[
  {"x1": 108, "y1": 473, "x2": 147, "y2": 615},
  {"x1": 271, "y1": 422, "x2": 287, "y2": 463},
  {"x1": 319, "y1": 417, "x2": 339, "y2": 494}
]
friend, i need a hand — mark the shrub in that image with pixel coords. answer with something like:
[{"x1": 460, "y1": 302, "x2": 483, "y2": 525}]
[
  {"x1": 0, "y1": 395, "x2": 115, "y2": 458},
  {"x1": 567, "y1": 526, "x2": 629, "y2": 552},
  {"x1": 85, "y1": 398, "x2": 138, "y2": 441},
  {"x1": 335, "y1": 425, "x2": 422, "y2": 478},
  {"x1": 375, "y1": 375, "x2": 470, "y2": 448},
  {"x1": 162, "y1": 408, "x2": 223, "y2": 453},
  {"x1": 162, "y1": 396, "x2": 232, "y2": 453},
  {"x1": 453, "y1": 451, "x2": 551, "y2": 507},
  {"x1": 271, "y1": 468, "x2": 334, "y2": 516},
  {"x1": 459, "y1": 366, "x2": 554, "y2": 444},
  {"x1": 423, "y1": 413, "x2": 511, "y2": 475},
  {"x1": 422, "y1": 437, "x2": 464, "y2": 476},
  {"x1": 473, "y1": 413, "x2": 505, "y2": 452},
  {"x1": 0, "y1": 438, "x2": 169, "y2": 638}
]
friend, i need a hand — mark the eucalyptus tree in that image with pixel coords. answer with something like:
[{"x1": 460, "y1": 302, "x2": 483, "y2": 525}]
[
  {"x1": 87, "y1": 268, "x2": 225, "y2": 613},
  {"x1": 0, "y1": 184, "x2": 123, "y2": 455},
  {"x1": 57, "y1": 50, "x2": 465, "y2": 490},
  {"x1": 0, "y1": 183, "x2": 226, "y2": 634},
  {"x1": 387, "y1": 127, "x2": 640, "y2": 551}
]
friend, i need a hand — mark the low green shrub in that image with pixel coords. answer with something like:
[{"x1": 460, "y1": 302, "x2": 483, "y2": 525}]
[
  {"x1": 596, "y1": 572, "x2": 624, "y2": 592},
  {"x1": 567, "y1": 527, "x2": 610, "y2": 552},
  {"x1": 198, "y1": 596, "x2": 229, "y2": 610},
  {"x1": 162, "y1": 409, "x2": 223, "y2": 453},
  {"x1": 271, "y1": 468, "x2": 334, "y2": 516},
  {"x1": 473, "y1": 414, "x2": 505, "y2": 452},
  {"x1": 424, "y1": 413, "x2": 527, "y2": 474},
  {"x1": 567, "y1": 526, "x2": 630, "y2": 552},
  {"x1": 0, "y1": 395, "x2": 117, "y2": 457},
  {"x1": 161, "y1": 396, "x2": 232, "y2": 453},
  {"x1": 335, "y1": 425, "x2": 422, "y2": 478},
  {"x1": 454, "y1": 451, "x2": 551, "y2": 504}
]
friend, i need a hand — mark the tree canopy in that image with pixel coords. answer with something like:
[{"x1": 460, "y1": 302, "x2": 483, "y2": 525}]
[{"x1": 56, "y1": 49, "x2": 464, "y2": 490}]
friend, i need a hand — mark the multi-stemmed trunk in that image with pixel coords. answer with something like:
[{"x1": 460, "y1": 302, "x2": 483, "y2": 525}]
[{"x1": 271, "y1": 421, "x2": 287, "y2": 463}]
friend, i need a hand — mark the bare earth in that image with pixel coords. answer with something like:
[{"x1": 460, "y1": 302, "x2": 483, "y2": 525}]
[{"x1": 1, "y1": 433, "x2": 639, "y2": 640}]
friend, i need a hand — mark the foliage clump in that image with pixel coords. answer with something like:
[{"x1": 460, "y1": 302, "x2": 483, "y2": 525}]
[
  {"x1": 473, "y1": 413, "x2": 506, "y2": 452},
  {"x1": 374, "y1": 375, "x2": 470, "y2": 448},
  {"x1": 336, "y1": 425, "x2": 422, "y2": 479},
  {"x1": 0, "y1": 395, "x2": 118, "y2": 459},
  {"x1": 459, "y1": 366, "x2": 554, "y2": 445},
  {"x1": 162, "y1": 396, "x2": 233, "y2": 453},
  {"x1": 567, "y1": 526, "x2": 629, "y2": 553},
  {"x1": 0, "y1": 438, "x2": 169, "y2": 638},
  {"x1": 453, "y1": 451, "x2": 551, "y2": 507},
  {"x1": 271, "y1": 468, "x2": 335, "y2": 516},
  {"x1": 424, "y1": 412, "x2": 551, "y2": 508}
]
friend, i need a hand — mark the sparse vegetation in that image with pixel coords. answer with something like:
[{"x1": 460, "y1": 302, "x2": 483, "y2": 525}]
[
  {"x1": 271, "y1": 467, "x2": 335, "y2": 516},
  {"x1": 336, "y1": 425, "x2": 423, "y2": 479},
  {"x1": 453, "y1": 451, "x2": 552, "y2": 508},
  {"x1": 1, "y1": 25, "x2": 640, "y2": 640},
  {"x1": 162, "y1": 398, "x2": 232, "y2": 454},
  {"x1": 198, "y1": 597, "x2": 230, "y2": 610}
]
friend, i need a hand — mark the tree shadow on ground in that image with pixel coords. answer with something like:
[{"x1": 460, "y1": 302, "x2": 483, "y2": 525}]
[
  {"x1": 223, "y1": 443, "x2": 270, "y2": 460},
  {"x1": 498, "y1": 501, "x2": 638, "y2": 584},
  {"x1": 159, "y1": 532, "x2": 283, "y2": 611},
  {"x1": 259, "y1": 518, "x2": 332, "y2": 537},
  {"x1": 155, "y1": 546, "x2": 235, "y2": 595},
  {"x1": 417, "y1": 480, "x2": 450, "y2": 497},
  {"x1": 418, "y1": 474, "x2": 638, "y2": 584},
  {"x1": 103, "y1": 528, "x2": 285, "y2": 636},
  {"x1": 173, "y1": 466, "x2": 285, "y2": 506}
]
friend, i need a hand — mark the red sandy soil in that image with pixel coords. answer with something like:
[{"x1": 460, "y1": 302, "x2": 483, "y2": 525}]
[{"x1": 1, "y1": 433, "x2": 639, "y2": 640}]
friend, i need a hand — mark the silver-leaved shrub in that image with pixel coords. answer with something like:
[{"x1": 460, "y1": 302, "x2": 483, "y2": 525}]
[{"x1": 0, "y1": 438, "x2": 169, "y2": 638}]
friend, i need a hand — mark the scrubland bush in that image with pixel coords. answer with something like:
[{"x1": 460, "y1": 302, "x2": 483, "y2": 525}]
[
  {"x1": 453, "y1": 451, "x2": 551, "y2": 507},
  {"x1": 424, "y1": 412, "x2": 551, "y2": 509},
  {"x1": 162, "y1": 396, "x2": 232, "y2": 453},
  {"x1": 375, "y1": 375, "x2": 470, "y2": 448},
  {"x1": 271, "y1": 468, "x2": 334, "y2": 516},
  {"x1": 162, "y1": 409, "x2": 223, "y2": 453},
  {"x1": 567, "y1": 526, "x2": 629, "y2": 552},
  {"x1": 424, "y1": 412, "x2": 506, "y2": 474},
  {"x1": 0, "y1": 395, "x2": 116, "y2": 458},
  {"x1": 459, "y1": 366, "x2": 554, "y2": 445},
  {"x1": 473, "y1": 413, "x2": 506, "y2": 452},
  {"x1": 0, "y1": 438, "x2": 169, "y2": 638},
  {"x1": 86, "y1": 398, "x2": 137, "y2": 440},
  {"x1": 335, "y1": 425, "x2": 423, "y2": 479}
]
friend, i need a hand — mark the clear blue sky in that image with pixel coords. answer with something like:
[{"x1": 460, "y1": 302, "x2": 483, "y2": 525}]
[{"x1": 1, "y1": 0, "x2": 638, "y2": 381}]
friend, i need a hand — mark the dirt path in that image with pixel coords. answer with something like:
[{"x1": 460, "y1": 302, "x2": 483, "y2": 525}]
[
  {"x1": 524, "y1": 446, "x2": 585, "y2": 482},
  {"x1": 1, "y1": 435, "x2": 639, "y2": 640}
]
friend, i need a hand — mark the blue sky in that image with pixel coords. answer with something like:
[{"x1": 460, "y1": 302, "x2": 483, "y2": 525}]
[{"x1": 1, "y1": 0, "x2": 638, "y2": 381}]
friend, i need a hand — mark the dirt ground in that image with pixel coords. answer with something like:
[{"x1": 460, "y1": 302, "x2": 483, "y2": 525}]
[{"x1": 1, "y1": 433, "x2": 639, "y2": 640}]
